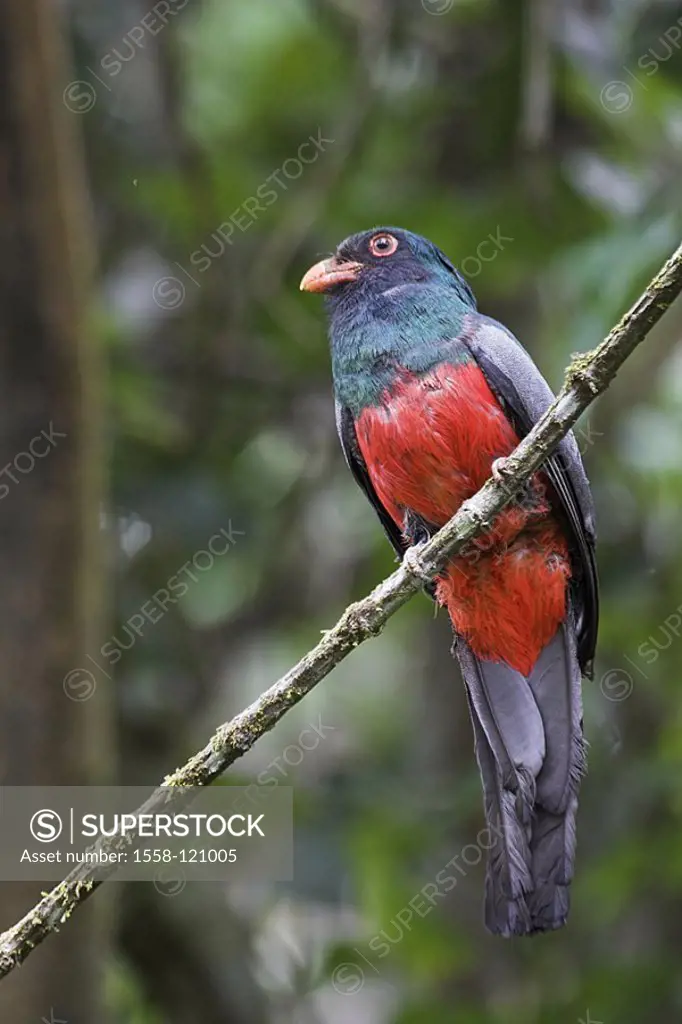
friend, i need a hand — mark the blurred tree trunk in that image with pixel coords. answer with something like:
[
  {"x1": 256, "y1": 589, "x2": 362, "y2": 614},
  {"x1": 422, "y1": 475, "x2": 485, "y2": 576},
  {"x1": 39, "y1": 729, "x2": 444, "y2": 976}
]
[{"x1": 0, "y1": 1, "x2": 108, "y2": 1020}]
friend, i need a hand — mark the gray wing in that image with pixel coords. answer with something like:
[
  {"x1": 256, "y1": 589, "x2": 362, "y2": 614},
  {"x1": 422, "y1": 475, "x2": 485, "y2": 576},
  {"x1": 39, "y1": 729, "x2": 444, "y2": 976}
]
[{"x1": 462, "y1": 313, "x2": 598, "y2": 676}]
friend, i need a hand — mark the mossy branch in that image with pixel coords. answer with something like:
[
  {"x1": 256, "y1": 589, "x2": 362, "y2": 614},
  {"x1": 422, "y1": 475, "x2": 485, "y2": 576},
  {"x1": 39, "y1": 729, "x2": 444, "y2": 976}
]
[{"x1": 2, "y1": 240, "x2": 682, "y2": 980}]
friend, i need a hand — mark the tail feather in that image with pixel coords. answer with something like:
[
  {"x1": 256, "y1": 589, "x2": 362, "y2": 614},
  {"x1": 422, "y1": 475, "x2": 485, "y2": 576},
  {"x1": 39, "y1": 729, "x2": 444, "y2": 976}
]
[
  {"x1": 454, "y1": 609, "x2": 585, "y2": 936},
  {"x1": 463, "y1": 685, "x2": 533, "y2": 935},
  {"x1": 525, "y1": 616, "x2": 585, "y2": 931}
]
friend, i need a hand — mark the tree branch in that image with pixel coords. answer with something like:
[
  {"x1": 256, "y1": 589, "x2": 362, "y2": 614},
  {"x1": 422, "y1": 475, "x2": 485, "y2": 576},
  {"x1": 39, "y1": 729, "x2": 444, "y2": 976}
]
[{"x1": 2, "y1": 240, "x2": 682, "y2": 980}]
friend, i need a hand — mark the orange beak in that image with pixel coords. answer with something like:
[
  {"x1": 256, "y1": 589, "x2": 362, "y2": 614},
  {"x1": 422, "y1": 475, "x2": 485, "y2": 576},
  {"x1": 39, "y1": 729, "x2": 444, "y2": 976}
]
[{"x1": 299, "y1": 256, "x2": 363, "y2": 293}]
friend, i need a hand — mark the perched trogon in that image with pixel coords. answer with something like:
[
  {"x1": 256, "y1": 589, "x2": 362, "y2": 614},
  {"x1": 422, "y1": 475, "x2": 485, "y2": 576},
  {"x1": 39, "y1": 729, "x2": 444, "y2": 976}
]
[{"x1": 300, "y1": 227, "x2": 598, "y2": 936}]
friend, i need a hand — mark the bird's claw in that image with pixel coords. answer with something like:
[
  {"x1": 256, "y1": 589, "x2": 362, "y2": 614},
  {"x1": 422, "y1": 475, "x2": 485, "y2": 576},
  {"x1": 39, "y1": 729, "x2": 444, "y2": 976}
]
[
  {"x1": 402, "y1": 543, "x2": 432, "y2": 585},
  {"x1": 491, "y1": 457, "x2": 510, "y2": 483}
]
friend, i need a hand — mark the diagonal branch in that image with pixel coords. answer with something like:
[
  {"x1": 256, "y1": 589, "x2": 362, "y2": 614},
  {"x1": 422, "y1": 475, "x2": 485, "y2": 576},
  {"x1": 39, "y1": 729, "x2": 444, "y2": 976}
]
[{"x1": 2, "y1": 240, "x2": 682, "y2": 980}]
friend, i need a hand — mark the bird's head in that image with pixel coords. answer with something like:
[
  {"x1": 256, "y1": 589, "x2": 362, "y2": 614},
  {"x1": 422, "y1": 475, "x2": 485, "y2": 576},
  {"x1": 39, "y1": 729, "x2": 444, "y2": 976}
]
[{"x1": 299, "y1": 227, "x2": 476, "y2": 310}]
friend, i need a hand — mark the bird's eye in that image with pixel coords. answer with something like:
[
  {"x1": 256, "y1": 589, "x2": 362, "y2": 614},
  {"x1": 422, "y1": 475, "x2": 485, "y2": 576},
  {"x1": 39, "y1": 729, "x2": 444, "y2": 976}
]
[{"x1": 369, "y1": 233, "x2": 398, "y2": 258}]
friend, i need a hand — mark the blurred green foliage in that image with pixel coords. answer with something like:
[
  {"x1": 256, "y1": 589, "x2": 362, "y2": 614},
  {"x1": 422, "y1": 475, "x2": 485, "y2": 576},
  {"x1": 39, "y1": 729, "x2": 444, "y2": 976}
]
[{"x1": 68, "y1": 0, "x2": 682, "y2": 1019}]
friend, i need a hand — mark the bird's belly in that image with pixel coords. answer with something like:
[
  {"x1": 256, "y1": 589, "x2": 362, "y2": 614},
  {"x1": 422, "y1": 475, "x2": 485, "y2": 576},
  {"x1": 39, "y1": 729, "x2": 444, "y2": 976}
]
[
  {"x1": 355, "y1": 360, "x2": 524, "y2": 532},
  {"x1": 355, "y1": 360, "x2": 571, "y2": 673}
]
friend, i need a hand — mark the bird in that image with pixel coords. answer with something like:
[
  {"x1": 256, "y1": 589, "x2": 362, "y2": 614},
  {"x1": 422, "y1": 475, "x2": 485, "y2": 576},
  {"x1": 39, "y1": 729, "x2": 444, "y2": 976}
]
[{"x1": 300, "y1": 227, "x2": 598, "y2": 936}]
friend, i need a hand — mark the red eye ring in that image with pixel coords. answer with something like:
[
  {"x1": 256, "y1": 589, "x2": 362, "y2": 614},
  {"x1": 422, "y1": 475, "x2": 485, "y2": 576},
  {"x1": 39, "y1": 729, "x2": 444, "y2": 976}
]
[{"x1": 369, "y1": 233, "x2": 398, "y2": 258}]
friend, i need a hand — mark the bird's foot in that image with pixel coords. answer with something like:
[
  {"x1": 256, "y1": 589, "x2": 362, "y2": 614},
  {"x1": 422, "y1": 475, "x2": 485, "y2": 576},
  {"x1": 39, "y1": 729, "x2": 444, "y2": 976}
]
[
  {"x1": 491, "y1": 456, "x2": 511, "y2": 483},
  {"x1": 402, "y1": 542, "x2": 432, "y2": 585}
]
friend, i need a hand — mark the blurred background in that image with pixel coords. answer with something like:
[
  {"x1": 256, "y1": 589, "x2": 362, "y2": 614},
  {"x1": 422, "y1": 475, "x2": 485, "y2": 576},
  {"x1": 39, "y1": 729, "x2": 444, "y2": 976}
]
[{"x1": 2, "y1": 0, "x2": 682, "y2": 1020}]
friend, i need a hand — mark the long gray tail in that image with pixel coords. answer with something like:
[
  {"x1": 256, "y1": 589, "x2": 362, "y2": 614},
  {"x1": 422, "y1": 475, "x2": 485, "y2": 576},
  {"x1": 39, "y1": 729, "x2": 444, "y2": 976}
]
[{"x1": 454, "y1": 614, "x2": 586, "y2": 936}]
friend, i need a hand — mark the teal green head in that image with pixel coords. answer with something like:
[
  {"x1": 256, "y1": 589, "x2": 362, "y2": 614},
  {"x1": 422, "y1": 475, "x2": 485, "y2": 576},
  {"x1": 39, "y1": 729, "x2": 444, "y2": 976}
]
[{"x1": 300, "y1": 227, "x2": 477, "y2": 412}]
